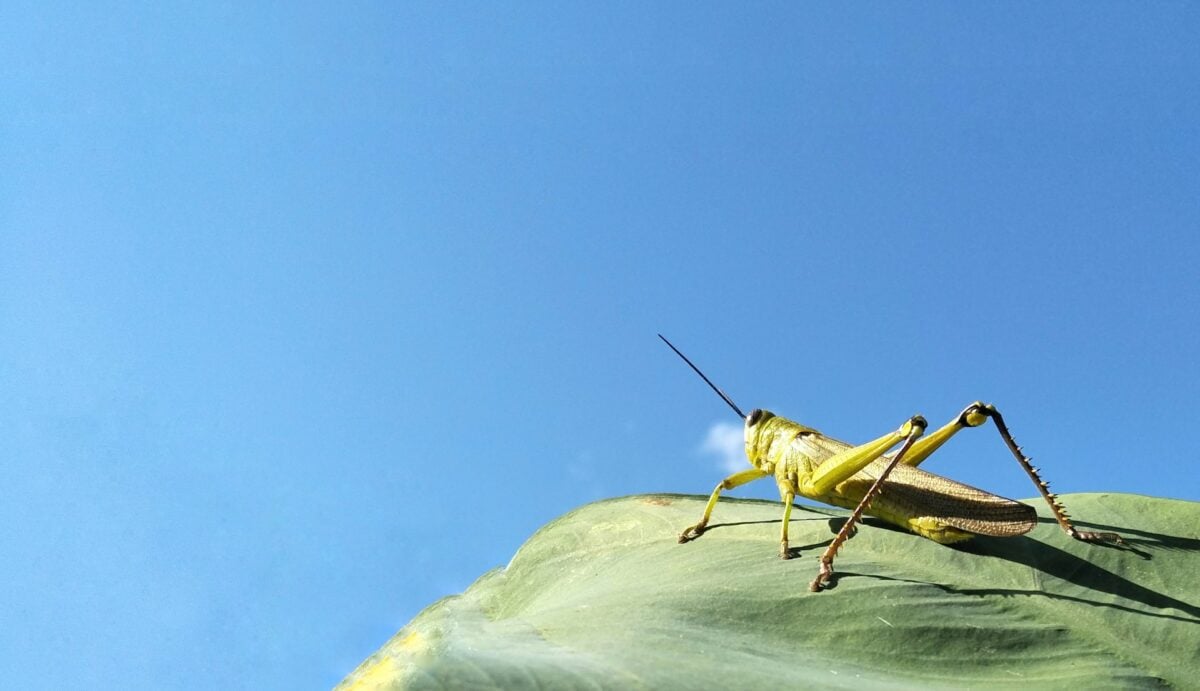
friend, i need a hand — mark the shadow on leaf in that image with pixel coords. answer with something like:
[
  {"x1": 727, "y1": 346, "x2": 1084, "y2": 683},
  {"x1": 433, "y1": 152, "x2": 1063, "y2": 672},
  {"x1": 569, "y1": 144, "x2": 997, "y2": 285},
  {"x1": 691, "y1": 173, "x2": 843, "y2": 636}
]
[
  {"x1": 954, "y1": 534, "x2": 1200, "y2": 621},
  {"x1": 827, "y1": 569, "x2": 1200, "y2": 625}
]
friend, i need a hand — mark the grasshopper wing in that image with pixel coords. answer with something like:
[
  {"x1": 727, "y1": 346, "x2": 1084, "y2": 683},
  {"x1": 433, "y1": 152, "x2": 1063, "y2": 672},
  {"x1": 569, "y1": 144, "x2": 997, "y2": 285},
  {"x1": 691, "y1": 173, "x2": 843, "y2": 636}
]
[{"x1": 864, "y1": 459, "x2": 1038, "y2": 537}]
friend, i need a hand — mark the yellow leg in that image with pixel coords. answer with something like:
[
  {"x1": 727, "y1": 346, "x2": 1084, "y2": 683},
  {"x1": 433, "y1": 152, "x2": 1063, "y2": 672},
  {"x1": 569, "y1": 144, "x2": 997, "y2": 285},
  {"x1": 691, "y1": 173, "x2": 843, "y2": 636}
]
[
  {"x1": 779, "y1": 492, "x2": 795, "y2": 559},
  {"x1": 895, "y1": 402, "x2": 1124, "y2": 544},
  {"x1": 897, "y1": 409, "x2": 967, "y2": 467},
  {"x1": 679, "y1": 467, "x2": 768, "y2": 543},
  {"x1": 900, "y1": 401, "x2": 1016, "y2": 468},
  {"x1": 804, "y1": 416, "x2": 928, "y2": 496},
  {"x1": 810, "y1": 418, "x2": 927, "y2": 591}
]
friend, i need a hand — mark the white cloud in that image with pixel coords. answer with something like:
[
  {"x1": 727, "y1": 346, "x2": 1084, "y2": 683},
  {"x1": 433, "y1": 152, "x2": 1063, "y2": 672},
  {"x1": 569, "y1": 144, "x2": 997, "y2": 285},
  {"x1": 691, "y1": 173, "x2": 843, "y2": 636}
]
[{"x1": 700, "y1": 421, "x2": 746, "y2": 474}]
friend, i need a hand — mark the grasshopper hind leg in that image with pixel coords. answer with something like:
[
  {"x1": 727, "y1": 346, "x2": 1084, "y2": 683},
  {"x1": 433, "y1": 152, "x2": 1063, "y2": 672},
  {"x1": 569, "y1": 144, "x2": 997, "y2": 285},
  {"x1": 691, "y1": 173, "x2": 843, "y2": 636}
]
[
  {"x1": 902, "y1": 402, "x2": 1125, "y2": 546},
  {"x1": 981, "y1": 405, "x2": 1125, "y2": 545},
  {"x1": 810, "y1": 416, "x2": 928, "y2": 591},
  {"x1": 679, "y1": 467, "x2": 768, "y2": 542}
]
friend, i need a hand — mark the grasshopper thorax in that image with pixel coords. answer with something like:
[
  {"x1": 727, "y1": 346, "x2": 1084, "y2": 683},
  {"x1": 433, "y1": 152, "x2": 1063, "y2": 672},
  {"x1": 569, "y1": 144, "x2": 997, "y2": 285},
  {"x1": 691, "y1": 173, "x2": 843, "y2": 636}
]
[
  {"x1": 745, "y1": 409, "x2": 823, "y2": 469},
  {"x1": 744, "y1": 409, "x2": 780, "y2": 466}
]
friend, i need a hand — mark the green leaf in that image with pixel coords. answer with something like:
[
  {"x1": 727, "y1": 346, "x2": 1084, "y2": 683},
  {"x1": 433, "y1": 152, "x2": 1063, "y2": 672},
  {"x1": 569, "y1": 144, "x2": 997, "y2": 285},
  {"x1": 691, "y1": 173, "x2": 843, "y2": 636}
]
[{"x1": 341, "y1": 493, "x2": 1200, "y2": 689}]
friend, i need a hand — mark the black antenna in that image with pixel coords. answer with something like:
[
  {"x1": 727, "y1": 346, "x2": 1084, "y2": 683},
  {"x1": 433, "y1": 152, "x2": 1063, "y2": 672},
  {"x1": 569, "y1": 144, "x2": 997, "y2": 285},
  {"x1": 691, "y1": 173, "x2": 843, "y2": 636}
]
[{"x1": 658, "y1": 334, "x2": 746, "y2": 419}]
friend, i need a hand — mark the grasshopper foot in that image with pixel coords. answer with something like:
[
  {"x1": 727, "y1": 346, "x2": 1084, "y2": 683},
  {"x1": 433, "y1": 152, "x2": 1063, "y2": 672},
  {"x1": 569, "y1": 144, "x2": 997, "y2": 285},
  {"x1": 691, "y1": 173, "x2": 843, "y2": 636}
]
[
  {"x1": 678, "y1": 524, "x2": 706, "y2": 543},
  {"x1": 1073, "y1": 530, "x2": 1126, "y2": 546},
  {"x1": 779, "y1": 540, "x2": 791, "y2": 560},
  {"x1": 809, "y1": 560, "x2": 833, "y2": 592}
]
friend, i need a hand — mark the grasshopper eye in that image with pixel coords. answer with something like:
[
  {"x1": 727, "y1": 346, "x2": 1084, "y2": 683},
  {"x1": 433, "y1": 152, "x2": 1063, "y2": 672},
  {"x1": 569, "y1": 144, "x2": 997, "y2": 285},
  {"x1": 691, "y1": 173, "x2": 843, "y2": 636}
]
[{"x1": 747, "y1": 409, "x2": 764, "y2": 426}]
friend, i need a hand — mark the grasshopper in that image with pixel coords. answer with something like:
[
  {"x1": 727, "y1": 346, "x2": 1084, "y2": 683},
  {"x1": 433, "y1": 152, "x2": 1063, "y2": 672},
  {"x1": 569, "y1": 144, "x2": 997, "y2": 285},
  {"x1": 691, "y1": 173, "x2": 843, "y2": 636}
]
[{"x1": 659, "y1": 335, "x2": 1124, "y2": 592}]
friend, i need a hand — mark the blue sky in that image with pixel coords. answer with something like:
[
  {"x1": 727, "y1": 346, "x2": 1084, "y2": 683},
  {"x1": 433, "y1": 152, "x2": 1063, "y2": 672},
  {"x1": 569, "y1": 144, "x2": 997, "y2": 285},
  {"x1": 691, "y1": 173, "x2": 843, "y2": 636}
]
[{"x1": 3, "y1": 3, "x2": 1198, "y2": 689}]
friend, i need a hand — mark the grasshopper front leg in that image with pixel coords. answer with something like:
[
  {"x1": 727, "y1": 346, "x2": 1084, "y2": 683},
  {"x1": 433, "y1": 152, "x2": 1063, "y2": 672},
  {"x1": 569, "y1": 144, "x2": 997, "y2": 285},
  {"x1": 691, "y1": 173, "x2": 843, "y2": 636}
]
[{"x1": 678, "y1": 467, "x2": 768, "y2": 542}]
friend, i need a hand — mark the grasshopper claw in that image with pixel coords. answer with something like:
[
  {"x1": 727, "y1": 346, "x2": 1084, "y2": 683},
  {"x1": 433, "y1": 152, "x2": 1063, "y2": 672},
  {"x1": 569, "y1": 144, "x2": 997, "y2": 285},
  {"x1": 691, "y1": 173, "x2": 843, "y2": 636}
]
[
  {"x1": 678, "y1": 525, "x2": 706, "y2": 543},
  {"x1": 809, "y1": 561, "x2": 833, "y2": 592},
  {"x1": 1075, "y1": 530, "x2": 1126, "y2": 546}
]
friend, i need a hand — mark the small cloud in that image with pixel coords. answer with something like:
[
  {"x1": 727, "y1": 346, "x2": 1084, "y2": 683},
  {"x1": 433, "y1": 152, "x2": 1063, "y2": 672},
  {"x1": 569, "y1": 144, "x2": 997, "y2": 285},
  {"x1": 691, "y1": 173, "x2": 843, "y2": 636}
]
[{"x1": 700, "y1": 421, "x2": 746, "y2": 474}]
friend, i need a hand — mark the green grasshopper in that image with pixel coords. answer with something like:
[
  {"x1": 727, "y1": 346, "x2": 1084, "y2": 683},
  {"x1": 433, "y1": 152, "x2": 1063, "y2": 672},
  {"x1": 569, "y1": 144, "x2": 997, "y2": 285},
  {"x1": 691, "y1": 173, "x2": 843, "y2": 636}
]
[{"x1": 659, "y1": 334, "x2": 1124, "y2": 592}]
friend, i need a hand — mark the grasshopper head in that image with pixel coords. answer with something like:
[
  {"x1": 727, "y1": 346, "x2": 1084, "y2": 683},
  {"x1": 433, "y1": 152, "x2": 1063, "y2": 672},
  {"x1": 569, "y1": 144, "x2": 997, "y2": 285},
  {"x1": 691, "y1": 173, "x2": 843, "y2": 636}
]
[
  {"x1": 745, "y1": 408, "x2": 771, "y2": 428},
  {"x1": 744, "y1": 409, "x2": 775, "y2": 462}
]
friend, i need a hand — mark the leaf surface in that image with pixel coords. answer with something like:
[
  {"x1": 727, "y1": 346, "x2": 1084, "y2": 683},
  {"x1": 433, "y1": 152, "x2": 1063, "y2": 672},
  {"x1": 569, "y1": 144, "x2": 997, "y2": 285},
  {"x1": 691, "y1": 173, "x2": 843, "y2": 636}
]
[{"x1": 341, "y1": 493, "x2": 1200, "y2": 689}]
